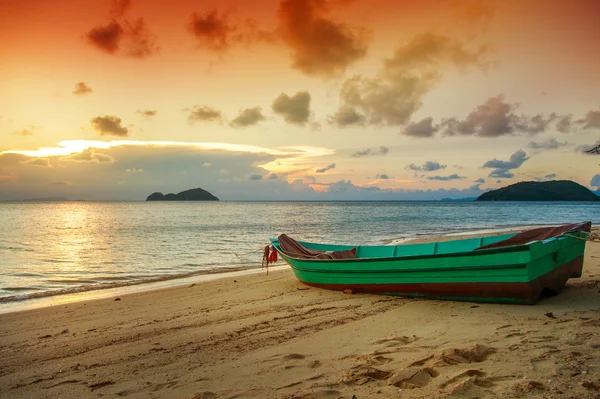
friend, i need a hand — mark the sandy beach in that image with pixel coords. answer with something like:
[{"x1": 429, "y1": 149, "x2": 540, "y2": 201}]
[{"x1": 1, "y1": 230, "x2": 600, "y2": 399}]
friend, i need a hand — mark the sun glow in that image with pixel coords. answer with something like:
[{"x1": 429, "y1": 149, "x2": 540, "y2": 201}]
[{"x1": 0, "y1": 140, "x2": 335, "y2": 175}]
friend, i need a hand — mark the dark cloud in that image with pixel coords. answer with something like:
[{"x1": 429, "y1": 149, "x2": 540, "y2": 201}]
[
  {"x1": 578, "y1": 110, "x2": 600, "y2": 130},
  {"x1": 230, "y1": 107, "x2": 266, "y2": 128},
  {"x1": 482, "y1": 149, "x2": 528, "y2": 179},
  {"x1": 403, "y1": 117, "x2": 439, "y2": 138},
  {"x1": 248, "y1": 173, "x2": 263, "y2": 180},
  {"x1": 315, "y1": 163, "x2": 336, "y2": 173},
  {"x1": 62, "y1": 149, "x2": 115, "y2": 163},
  {"x1": 90, "y1": 116, "x2": 129, "y2": 137},
  {"x1": 591, "y1": 174, "x2": 600, "y2": 188},
  {"x1": 85, "y1": 0, "x2": 158, "y2": 58},
  {"x1": 49, "y1": 181, "x2": 72, "y2": 186},
  {"x1": 268, "y1": 173, "x2": 279, "y2": 180},
  {"x1": 527, "y1": 138, "x2": 568, "y2": 151},
  {"x1": 23, "y1": 158, "x2": 51, "y2": 167},
  {"x1": 137, "y1": 110, "x2": 157, "y2": 118},
  {"x1": 277, "y1": 0, "x2": 369, "y2": 77},
  {"x1": 474, "y1": 178, "x2": 485, "y2": 183},
  {"x1": 272, "y1": 91, "x2": 311, "y2": 126},
  {"x1": 188, "y1": 10, "x2": 235, "y2": 52},
  {"x1": 482, "y1": 149, "x2": 528, "y2": 169},
  {"x1": 489, "y1": 170, "x2": 514, "y2": 179},
  {"x1": 333, "y1": 33, "x2": 489, "y2": 126},
  {"x1": 328, "y1": 106, "x2": 365, "y2": 127},
  {"x1": 406, "y1": 161, "x2": 446, "y2": 172},
  {"x1": 375, "y1": 173, "x2": 389, "y2": 179},
  {"x1": 73, "y1": 82, "x2": 93, "y2": 95},
  {"x1": 187, "y1": 106, "x2": 222, "y2": 124},
  {"x1": 351, "y1": 146, "x2": 389, "y2": 158},
  {"x1": 187, "y1": 9, "x2": 273, "y2": 53},
  {"x1": 427, "y1": 174, "x2": 464, "y2": 181}
]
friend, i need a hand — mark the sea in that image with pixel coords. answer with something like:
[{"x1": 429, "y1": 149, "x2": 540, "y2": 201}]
[{"x1": 1, "y1": 201, "x2": 599, "y2": 312}]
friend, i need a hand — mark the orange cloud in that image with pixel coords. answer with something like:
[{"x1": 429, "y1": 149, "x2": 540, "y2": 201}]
[
  {"x1": 277, "y1": 0, "x2": 369, "y2": 77},
  {"x1": 90, "y1": 116, "x2": 129, "y2": 137},
  {"x1": 73, "y1": 82, "x2": 93, "y2": 95},
  {"x1": 85, "y1": 0, "x2": 158, "y2": 58}
]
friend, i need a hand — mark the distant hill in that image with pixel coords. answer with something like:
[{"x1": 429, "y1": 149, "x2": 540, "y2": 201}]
[
  {"x1": 439, "y1": 197, "x2": 477, "y2": 202},
  {"x1": 476, "y1": 180, "x2": 599, "y2": 201},
  {"x1": 146, "y1": 188, "x2": 219, "y2": 201}
]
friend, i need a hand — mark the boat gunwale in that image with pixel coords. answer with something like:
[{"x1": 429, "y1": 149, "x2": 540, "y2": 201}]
[{"x1": 269, "y1": 238, "x2": 534, "y2": 264}]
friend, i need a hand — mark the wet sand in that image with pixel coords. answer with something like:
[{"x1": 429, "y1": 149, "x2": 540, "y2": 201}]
[{"x1": 1, "y1": 229, "x2": 599, "y2": 399}]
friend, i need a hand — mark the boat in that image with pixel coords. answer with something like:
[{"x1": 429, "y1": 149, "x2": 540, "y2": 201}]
[{"x1": 268, "y1": 222, "x2": 592, "y2": 304}]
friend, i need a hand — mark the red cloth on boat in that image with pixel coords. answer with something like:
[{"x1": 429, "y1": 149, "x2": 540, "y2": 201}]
[
  {"x1": 277, "y1": 234, "x2": 356, "y2": 260},
  {"x1": 475, "y1": 221, "x2": 591, "y2": 250}
]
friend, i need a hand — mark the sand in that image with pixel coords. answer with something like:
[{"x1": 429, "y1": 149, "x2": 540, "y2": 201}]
[{"x1": 1, "y1": 230, "x2": 600, "y2": 399}]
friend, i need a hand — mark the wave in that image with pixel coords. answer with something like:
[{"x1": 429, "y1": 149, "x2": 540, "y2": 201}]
[{"x1": 0, "y1": 266, "x2": 254, "y2": 303}]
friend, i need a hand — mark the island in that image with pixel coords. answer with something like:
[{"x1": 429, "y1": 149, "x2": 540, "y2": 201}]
[
  {"x1": 476, "y1": 180, "x2": 600, "y2": 201},
  {"x1": 146, "y1": 188, "x2": 219, "y2": 201}
]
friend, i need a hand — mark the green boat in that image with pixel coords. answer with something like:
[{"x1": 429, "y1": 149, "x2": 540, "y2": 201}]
[{"x1": 269, "y1": 222, "x2": 591, "y2": 304}]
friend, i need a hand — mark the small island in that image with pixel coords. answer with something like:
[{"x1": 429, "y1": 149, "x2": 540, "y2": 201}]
[
  {"x1": 476, "y1": 180, "x2": 599, "y2": 201},
  {"x1": 146, "y1": 188, "x2": 219, "y2": 201}
]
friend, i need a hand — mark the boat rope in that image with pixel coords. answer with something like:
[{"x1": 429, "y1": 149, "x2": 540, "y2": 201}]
[
  {"x1": 562, "y1": 232, "x2": 600, "y2": 243},
  {"x1": 233, "y1": 247, "x2": 264, "y2": 258}
]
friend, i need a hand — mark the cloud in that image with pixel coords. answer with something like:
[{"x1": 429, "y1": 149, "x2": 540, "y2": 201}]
[
  {"x1": 591, "y1": 174, "x2": 600, "y2": 188},
  {"x1": 375, "y1": 173, "x2": 389, "y2": 179},
  {"x1": 90, "y1": 116, "x2": 129, "y2": 137},
  {"x1": 202, "y1": 162, "x2": 212, "y2": 167},
  {"x1": 187, "y1": 9, "x2": 273, "y2": 53},
  {"x1": 187, "y1": 106, "x2": 222, "y2": 124},
  {"x1": 248, "y1": 173, "x2": 263, "y2": 180},
  {"x1": 333, "y1": 33, "x2": 489, "y2": 126},
  {"x1": 427, "y1": 174, "x2": 464, "y2": 181},
  {"x1": 315, "y1": 163, "x2": 336, "y2": 173},
  {"x1": 276, "y1": 0, "x2": 369, "y2": 77},
  {"x1": 482, "y1": 149, "x2": 528, "y2": 179},
  {"x1": 230, "y1": 107, "x2": 266, "y2": 128},
  {"x1": 351, "y1": 146, "x2": 389, "y2": 157},
  {"x1": 474, "y1": 178, "x2": 485, "y2": 183},
  {"x1": 482, "y1": 149, "x2": 529, "y2": 169},
  {"x1": 13, "y1": 128, "x2": 34, "y2": 136},
  {"x1": 23, "y1": 158, "x2": 51, "y2": 167},
  {"x1": 403, "y1": 117, "x2": 439, "y2": 138},
  {"x1": 269, "y1": 173, "x2": 279, "y2": 179},
  {"x1": 527, "y1": 138, "x2": 568, "y2": 151},
  {"x1": 62, "y1": 148, "x2": 115, "y2": 163},
  {"x1": 49, "y1": 181, "x2": 71, "y2": 186},
  {"x1": 555, "y1": 115, "x2": 572, "y2": 133},
  {"x1": 407, "y1": 161, "x2": 446, "y2": 172},
  {"x1": 187, "y1": 9, "x2": 235, "y2": 52},
  {"x1": 126, "y1": 168, "x2": 143, "y2": 173},
  {"x1": 489, "y1": 170, "x2": 514, "y2": 178},
  {"x1": 272, "y1": 91, "x2": 311, "y2": 125},
  {"x1": 73, "y1": 82, "x2": 93, "y2": 95},
  {"x1": 85, "y1": 0, "x2": 158, "y2": 58},
  {"x1": 328, "y1": 106, "x2": 366, "y2": 127},
  {"x1": 578, "y1": 110, "x2": 600, "y2": 130},
  {"x1": 137, "y1": 110, "x2": 157, "y2": 118},
  {"x1": 442, "y1": 95, "x2": 516, "y2": 137}
]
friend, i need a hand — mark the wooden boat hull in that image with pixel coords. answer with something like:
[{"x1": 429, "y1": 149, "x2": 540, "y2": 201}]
[{"x1": 270, "y1": 232, "x2": 588, "y2": 304}]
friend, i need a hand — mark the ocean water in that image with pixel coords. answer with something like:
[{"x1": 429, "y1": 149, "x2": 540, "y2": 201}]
[{"x1": 1, "y1": 201, "x2": 598, "y2": 306}]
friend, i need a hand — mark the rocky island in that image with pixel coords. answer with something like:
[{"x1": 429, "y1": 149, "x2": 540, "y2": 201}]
[
  {"x1": 476, "y1": 180, "x2": 599, "y2": 201},
  {"x1": 146, "y1": 188, "x2": 219, "y2": 201}
]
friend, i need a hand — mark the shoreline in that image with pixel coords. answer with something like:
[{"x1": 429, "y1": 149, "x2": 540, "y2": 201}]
[{"x1": 0, "y1": 224, "x2": 561, "y2": 313}]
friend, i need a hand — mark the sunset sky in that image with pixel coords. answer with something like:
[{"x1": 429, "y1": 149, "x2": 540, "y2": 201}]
[{"x1": 1, "y1": 0, "x2": 599, "y2": 200}]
